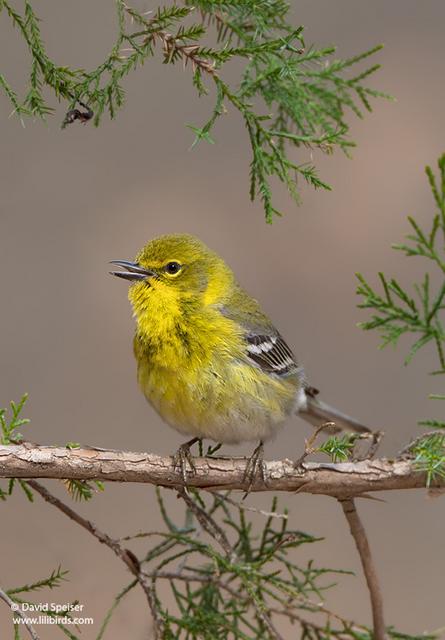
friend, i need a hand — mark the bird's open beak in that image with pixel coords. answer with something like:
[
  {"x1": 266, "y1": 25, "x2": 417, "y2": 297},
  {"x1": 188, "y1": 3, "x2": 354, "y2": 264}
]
[{"x1": 109, "y1": 260, "x2": 155, "y2": 282}]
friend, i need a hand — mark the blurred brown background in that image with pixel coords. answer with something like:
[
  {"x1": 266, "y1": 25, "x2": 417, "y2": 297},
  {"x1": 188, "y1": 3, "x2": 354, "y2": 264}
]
[{"x1": 1, "y1": 1, "x2": 445, "y2": 637}]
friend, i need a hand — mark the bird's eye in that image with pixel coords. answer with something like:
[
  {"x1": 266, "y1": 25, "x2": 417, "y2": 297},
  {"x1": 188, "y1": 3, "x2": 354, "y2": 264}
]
[{"x1": 164, "y1": 261, "x2": 182, "y2": 275}]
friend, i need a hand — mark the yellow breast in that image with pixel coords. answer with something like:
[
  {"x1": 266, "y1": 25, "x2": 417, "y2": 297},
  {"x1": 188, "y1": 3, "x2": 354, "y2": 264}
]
[{"x1": 133, "y1": 312, "x2": 298, "y2": 444}]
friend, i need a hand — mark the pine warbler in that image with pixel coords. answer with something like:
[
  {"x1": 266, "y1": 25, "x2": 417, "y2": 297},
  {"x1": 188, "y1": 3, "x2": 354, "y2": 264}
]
[{"x1": 111, "y1": 234, "x2": 369, "y2": 481}]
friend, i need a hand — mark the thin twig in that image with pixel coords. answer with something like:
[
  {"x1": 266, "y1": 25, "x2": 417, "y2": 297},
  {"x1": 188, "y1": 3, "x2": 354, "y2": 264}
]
[
  {"x1": 269, "y1": 605, "x2": 362, "y2": 638},
  {"x1": 142, "y1": 570, "x2": 241, "y2": 600},
  {"x1": 269, "y1": 602, "x2": 369, "y2": 636},
  {"x1": 123, "y1": 4, "x2": 217, "y2": 76},
  {"x1": 398, "y1": 430, "x2": 441, "y2": 457},
  {"x1": 293, "y1": 422, "x2": 337, "y2": 468},
  {"x1": 119, "y1": 530, "x2": 166, "y2": 542},
  {"x1": 339, "y1": 498, "x2": 386, "y2": 640},
  {"x1": 0, "y1": 587, "x2": 39, "y2": 640},
  {"x1": 360, "y1": 430, "x2": 384, "y2": 460},
  {"x1": 214, "y1": 492, "x2": 288, "y2": 519},
  {"x1": 26, "y1": 480, "x2": 163, "y2": 639},
  {"x1": 177, "y1": 487, "x2": 235, "y2": 559},
  {"x1": 258, "y1": 610, "x2": 286, "y2": 640}
]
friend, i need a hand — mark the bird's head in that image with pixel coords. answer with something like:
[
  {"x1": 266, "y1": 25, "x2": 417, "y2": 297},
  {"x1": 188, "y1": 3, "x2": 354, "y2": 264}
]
[{"x1": 111, "y1": 234, "x2": 233, "y2": 320}]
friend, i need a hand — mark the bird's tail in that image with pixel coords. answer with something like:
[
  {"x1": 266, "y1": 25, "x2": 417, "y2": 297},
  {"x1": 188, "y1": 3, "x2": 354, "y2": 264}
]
[{"x1": 299, "y1": 394, "x2": 371, "y2": 434}]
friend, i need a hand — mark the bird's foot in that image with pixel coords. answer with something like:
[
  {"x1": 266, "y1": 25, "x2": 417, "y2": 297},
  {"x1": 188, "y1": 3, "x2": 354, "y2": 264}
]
[
  {"x1": 243, "y1": 441, "x2": 266, "y2": 498},
  {"x1": 173, "y1": 437, "x2": 201, "y2": 485},
  {"x1": 205, "y1": 442, "x2": 223, "y2": 457}
]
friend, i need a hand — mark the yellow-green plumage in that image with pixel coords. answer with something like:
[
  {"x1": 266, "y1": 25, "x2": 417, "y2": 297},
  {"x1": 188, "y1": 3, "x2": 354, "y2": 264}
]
[
  {"x1": 112, "y1": 233, "x2": 370, "y2": 447},
  {"x1": 128, "y1": 234, "x2": 301, "y2": 444}
]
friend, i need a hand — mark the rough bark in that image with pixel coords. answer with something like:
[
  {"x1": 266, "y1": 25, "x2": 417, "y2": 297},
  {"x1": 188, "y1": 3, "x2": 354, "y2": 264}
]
[{"x1": 0, "y1": 444, "x2": 441, "y2": 496}]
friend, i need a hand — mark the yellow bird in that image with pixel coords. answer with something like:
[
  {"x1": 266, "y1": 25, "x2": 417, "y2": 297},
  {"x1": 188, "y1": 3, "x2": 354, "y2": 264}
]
[{"x1": 111, "y1": 234, "x2": 369, "y2": 482}]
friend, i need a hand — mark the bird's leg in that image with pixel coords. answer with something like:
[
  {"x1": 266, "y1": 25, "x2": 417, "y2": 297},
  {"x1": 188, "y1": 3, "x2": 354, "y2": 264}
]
[
  {"x1": 243, "y1": 441, "x2": 266, "y2": 497},
  {"x1": 173, "y1": 437, "x2": 201, "y2": 485}
]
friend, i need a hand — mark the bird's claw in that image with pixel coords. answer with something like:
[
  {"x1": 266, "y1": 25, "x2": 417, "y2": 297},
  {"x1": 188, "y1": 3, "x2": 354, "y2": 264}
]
[{"x1": 173, "y1": 438, "x2": 200, "y2": 485}]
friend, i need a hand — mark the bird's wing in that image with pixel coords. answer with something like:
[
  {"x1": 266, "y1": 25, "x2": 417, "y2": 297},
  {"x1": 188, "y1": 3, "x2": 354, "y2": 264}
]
[
  {"x1": 244, "y1": 332, "x2": 299, "y2": 376},
  {"x1": 219, "y1": 285, "x2": 303, "y2": 378}
]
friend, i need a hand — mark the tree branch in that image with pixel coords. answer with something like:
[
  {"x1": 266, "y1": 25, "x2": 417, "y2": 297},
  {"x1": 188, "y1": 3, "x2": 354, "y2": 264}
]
[
  {"x1": 339, "y1": 498, "x2": 386, "y2": 640},
  {"x1": 0, "y1": 587, "x2": 39, "y2": 640},
  {"x1": 0, "y1": 444, "x2": 442, "y2": 495}
]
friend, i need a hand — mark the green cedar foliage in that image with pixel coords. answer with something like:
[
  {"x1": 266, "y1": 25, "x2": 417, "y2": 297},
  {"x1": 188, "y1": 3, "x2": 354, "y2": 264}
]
[
  {"x1": 357, "y1": 154, "x2": 445, "y2": 482},
  {"x1": 0, "y1": 0, "x2": 389, "y2": 220},
  {"x1": 0, "y1": 395, "x2": 34, "y2": 502},
  {"x1": 88, "y1": 489, "x2": 438, "y2": 640}
]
